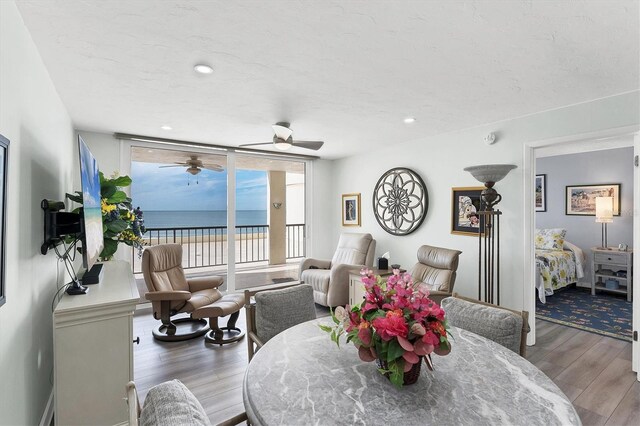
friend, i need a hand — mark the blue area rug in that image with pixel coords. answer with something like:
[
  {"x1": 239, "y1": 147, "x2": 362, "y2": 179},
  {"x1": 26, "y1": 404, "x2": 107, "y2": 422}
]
[{"x1": 536, "y1": 286, "x2": 632, "y2": 342}]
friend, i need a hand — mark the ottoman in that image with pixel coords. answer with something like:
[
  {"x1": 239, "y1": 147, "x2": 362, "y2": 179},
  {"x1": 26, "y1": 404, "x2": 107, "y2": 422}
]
[{"x1": 192, "y1": 293, "x2": 246, "y2": 345}]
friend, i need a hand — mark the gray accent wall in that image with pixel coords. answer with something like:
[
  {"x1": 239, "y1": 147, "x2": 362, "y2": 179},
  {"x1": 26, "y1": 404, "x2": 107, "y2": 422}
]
[{"x1": 536, "y1": 147, "x2": 634, "y2": 283}]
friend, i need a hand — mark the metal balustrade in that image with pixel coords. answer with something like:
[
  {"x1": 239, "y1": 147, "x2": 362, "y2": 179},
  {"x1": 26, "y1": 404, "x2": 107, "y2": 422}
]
[{"x1": 132, "y1": 224, "x2": 305, "y2": 273}]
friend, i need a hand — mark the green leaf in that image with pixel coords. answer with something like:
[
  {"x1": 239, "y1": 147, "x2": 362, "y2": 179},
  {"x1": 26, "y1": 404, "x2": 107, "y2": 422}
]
[
  {"x1": 318, "y1": 324, "x2": 333, "y2": 333},
  {"x1": 100, "y1": 238, "x2": 118, "y2": 259},
  {"x1": 106, "y1": 190, "x2": 127, "y2": 204},
  {"x1": 111, "y1": 175, "x2": 132, "y2": 187},
  {"x1": 101, "y1": 184, "x2": 116, "y2": 199},
  {"x1": 65, "y1": 192, "x2": 83, "y2": 204},
  {"x1": 387, "y1": 339, "x2": 404, "y2": 361},
  {"x1": 106, "y1": 219, "x2": 128, "y2": 233},
  {"x1": 388, "y1": 361, "x2": 404, "y2": 388}
]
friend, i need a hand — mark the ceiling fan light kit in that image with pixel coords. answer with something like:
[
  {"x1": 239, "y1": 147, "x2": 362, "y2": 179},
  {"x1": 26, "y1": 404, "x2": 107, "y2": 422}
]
[{"x1": 239, "y1": 122, "x2": 325, "y2": 152}]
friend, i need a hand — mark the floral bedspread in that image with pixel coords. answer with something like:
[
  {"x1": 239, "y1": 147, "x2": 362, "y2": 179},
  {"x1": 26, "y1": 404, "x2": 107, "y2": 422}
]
[{"x1": 536, "y1": 249, "x2": 577, "y2": 294}]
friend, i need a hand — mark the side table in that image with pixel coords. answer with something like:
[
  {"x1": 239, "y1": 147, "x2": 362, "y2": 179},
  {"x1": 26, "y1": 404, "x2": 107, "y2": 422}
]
[
  {"x1": 591, "y1": 247, "x2": 633, "y2": 302},
  {"x1": 348, "y1": 268, "x2": 404, "y2": 306}
]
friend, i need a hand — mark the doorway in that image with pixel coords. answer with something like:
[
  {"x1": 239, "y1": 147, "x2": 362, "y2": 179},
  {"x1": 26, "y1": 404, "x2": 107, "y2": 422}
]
[{"x1": 523, "y1": 127, "x2": 639, "y2": 378}]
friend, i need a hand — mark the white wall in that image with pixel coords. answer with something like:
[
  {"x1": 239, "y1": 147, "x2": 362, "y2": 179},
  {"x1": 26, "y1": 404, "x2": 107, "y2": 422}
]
[
  {"x1": 0, "y1": 2, "x2": 75, "y2": 424},
  {"x1": 329, "y1": 91, "x2": 639, "y2": 311},
  {"x1": 537, "y1": 147, "x2": 634, "y2": 282}
]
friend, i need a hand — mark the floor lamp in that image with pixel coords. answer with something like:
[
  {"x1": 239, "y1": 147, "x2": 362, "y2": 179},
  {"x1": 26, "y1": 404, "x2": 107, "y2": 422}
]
[
  {"x1": 595, "y1": 196, "x2": 613, "y2": 250},
  {"x1": 463, "y1": 164, "x2": 517, "y2": 305}
]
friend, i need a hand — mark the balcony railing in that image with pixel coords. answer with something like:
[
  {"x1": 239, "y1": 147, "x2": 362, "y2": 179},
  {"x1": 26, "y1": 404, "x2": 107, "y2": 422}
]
[{"x1": 132, "y1": 224, "x2": 305, "y2": 273}]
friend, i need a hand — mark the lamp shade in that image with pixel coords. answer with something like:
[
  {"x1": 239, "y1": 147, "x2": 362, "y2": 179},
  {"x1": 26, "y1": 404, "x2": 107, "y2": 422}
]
[{"x1": 595, "y1": 197, "x2": 613, "y2": 223}]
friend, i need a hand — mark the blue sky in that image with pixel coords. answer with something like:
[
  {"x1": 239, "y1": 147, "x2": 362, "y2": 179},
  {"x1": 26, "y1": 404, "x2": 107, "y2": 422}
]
[{"x1": 131, "y1": 162, "x2": 267, "y2": 211}]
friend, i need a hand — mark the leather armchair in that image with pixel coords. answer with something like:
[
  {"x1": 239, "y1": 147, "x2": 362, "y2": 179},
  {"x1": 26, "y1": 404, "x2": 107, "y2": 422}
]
[
  {"x1": 299, "y1": 233, "x2": 376, "y2": 307},
  {"x1": 410, "y1": 244, "x2": 462, "y2": 304},
  {"x1": 142, "y1": 244, "x2": 229, "y2": 341}
]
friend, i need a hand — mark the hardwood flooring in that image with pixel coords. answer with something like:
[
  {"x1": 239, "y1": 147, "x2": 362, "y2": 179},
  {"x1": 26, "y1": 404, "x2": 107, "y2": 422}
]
[{"x1": 133, "y1": 310, "x2": 638, "y2": 425}]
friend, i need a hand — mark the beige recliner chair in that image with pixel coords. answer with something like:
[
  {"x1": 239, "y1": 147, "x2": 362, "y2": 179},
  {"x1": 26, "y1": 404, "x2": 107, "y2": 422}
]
[
  {"x1": 299, "y1": 233, "x2": 376, "y2": 307},
  {"x1": 410, "y1": 244, "x2": 462, "y2": 304},
  {"x1": 142, "y1": 244, "x2": 244, "y2": 344}
]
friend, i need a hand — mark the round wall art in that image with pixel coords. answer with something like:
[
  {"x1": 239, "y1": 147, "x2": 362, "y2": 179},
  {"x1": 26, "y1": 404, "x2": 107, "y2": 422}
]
[{"x1": 372, "y1": 167, "x2": 428, "y2": 236}]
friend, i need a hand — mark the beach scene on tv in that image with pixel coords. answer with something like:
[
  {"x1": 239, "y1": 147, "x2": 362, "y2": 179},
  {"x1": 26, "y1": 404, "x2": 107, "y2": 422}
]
[{"x1": 79, "y1": 139, "x2": 104, "y2": 264}]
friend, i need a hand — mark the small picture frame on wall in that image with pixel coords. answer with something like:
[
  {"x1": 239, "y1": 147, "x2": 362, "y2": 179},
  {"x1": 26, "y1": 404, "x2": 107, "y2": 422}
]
[
  {"x1": 535, "y1": 174, "x2": 546, "y2": 212},
  {"x1": 565, "y1": 184, "x2": 621, "y2": 216},
  {"x1": 0, "y1": 134, "x2": 9, "y2": 308},
  {"x1": 451, "y1": 187, "x2": 484, "y2": 236},
  {"x1": 342, "y1": 193, "x2": 361, "y2": 226}
]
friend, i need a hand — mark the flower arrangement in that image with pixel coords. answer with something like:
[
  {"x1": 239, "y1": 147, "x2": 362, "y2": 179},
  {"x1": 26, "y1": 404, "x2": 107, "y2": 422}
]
[
  {"x1": 322, "y1": 268, "x2": 451, "y2": 387},
  {"x1": 67, "y1": 172, "x2": 146, "y2": 260}
]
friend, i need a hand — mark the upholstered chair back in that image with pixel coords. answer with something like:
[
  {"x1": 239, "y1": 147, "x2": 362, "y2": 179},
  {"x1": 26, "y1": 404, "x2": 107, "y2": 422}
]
[
  {"x1": 331, "y1": 233, "x2": 376, "y2": 267},
  {"x1": 441, "y1": 294, "x2": 530, "y2": 356},
  {"x1": 411, "y1": 245, "x2": 461, "y2": 292},
  {"x1": 142, "y1": 244, "x2": 190, "y2": 314}
]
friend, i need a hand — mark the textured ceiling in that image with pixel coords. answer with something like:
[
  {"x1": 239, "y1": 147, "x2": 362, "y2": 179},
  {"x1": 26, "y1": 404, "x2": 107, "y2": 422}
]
[{"x1": 16, "y1": 0, "x2": 639, "y2": 159}]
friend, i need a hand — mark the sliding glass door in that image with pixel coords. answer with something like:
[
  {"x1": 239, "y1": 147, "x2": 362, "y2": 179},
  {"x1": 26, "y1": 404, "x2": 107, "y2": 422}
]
[{"x1": 128, "y1": 144, "x2": 307, "y2": 295}]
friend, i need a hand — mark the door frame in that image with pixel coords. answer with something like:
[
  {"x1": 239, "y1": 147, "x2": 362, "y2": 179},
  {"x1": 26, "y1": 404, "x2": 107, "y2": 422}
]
[{"x1": 522, "y1": 125, "x2": 638, "y2": 369}]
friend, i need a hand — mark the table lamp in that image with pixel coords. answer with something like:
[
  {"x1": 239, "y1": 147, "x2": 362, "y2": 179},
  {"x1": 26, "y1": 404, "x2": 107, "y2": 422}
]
[{"x1": 595, "y1": 196, "x2": 613, "y2": 250}]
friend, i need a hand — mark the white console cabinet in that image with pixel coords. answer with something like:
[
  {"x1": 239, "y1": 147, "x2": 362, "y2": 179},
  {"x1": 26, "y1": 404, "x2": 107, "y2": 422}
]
[{"x1": 53, "y1": 261, "x2": 139, "y2": 426}]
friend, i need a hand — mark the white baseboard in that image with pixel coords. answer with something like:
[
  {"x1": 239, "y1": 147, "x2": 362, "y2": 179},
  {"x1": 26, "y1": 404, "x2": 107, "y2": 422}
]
[{"x1": 39, "y1": 388, "x2": 54, "y2": 426}]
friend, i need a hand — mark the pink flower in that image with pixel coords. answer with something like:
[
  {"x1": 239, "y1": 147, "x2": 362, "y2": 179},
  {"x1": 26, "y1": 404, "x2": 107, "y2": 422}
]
[
  {"x1": 422, "y1": 330, "x2": 440, "y2": 347},
  {"x1": 372, "y1": 314, "x2": 408, "y2": 341}
]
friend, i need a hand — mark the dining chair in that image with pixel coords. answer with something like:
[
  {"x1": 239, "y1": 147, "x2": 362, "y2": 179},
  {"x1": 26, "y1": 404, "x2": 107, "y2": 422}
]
[
  {"x1": 298, "y1": 233, "x2": 376, "y2": 307},
  {"x1": 441, "y1": 293, "x2": 530, "y2": 356},
  {"x1": 244, "y1": 283, "x2": 316, "y2": 361}
]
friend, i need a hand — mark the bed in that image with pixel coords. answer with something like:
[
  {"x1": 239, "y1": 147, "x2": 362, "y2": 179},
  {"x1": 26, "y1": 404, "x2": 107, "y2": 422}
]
[{"x1": 535, "y1": 240, "x2": 585, "y2": 304}]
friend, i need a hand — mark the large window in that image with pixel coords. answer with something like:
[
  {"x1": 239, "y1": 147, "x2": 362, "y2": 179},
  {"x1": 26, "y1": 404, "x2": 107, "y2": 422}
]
[{"x1": 129, "y1": 146, "x2": 306, "y2": 293}]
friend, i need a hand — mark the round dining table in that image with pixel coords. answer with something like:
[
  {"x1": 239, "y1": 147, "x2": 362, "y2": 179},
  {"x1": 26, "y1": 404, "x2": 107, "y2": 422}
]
[{"x1": 243, "y1": 318, "x2": 580, "y2": 426}]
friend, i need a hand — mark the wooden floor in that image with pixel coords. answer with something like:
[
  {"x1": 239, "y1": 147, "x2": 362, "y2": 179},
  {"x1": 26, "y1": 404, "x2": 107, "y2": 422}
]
[{"x1": 133, "y1": 311, "x2": 639, "y2": 425}]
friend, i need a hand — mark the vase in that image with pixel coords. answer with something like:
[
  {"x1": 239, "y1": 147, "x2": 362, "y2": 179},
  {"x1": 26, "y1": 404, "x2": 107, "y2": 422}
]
[{"x1": 376, "y1": 356, "x2": 424, "y2": 385}]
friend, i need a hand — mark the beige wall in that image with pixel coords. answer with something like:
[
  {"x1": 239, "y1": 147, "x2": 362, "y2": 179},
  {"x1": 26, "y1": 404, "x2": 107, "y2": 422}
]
[{"x1": 0, "y1": 1, "x2": 76, "y2": 424}]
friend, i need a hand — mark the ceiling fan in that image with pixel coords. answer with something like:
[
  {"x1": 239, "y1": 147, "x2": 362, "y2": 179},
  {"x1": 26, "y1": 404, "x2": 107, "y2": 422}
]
[
  {"x1": 239, "y1": 122, "x2": 324, "y2": 151},
  {"x1": 159, "y1": 156, "x2": 224, "y2": 175}
]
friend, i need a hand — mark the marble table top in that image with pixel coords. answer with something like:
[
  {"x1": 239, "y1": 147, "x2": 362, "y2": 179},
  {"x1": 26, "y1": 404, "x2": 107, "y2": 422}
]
[{"x1": 243, "y1": 318, "x2": 580, "y2": 426}]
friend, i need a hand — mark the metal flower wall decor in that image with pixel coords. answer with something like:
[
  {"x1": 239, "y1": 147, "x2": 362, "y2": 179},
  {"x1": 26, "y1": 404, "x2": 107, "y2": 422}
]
[{"x1": 372, "y1": 167, "x2": 428, "y2": 235}]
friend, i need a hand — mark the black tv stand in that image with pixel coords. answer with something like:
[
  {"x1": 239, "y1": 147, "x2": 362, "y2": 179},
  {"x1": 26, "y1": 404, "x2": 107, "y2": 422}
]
[
  {"x1": 66, "y1": 280, "x2": 88, "y2": 295},
  {"x1": 82, "y1": 263, "x2": 104, "y2": 285}
]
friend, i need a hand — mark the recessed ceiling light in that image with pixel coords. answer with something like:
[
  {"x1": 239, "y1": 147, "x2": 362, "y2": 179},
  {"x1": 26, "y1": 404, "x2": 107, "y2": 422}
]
[
  {"x1": 161, "y1": 125, "x2": 172, "y2": 131},
  {"x1": 194, "y1": 64, "x2": 214, "y2": 74},
  {"x1": 404, "y1": 117, "x2": 416, "y2": 124}
]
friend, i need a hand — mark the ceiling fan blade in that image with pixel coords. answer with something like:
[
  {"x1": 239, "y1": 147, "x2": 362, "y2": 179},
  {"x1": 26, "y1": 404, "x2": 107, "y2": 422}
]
[
  {"x1": 159, "y1": 164, "x2": 187, "y2": 168},
  {"x1": 291, "y1": 140, "x2": 324, "y2": 150},
  {"x1": 239, "y1": 142, "x2": 274, "y2": 147},
  {"x1": 202, "y1": 165, "x2": 224, "y2": 172},
  {"x1": 272, "y1": 123, "x2": 293, "y2": 141}
]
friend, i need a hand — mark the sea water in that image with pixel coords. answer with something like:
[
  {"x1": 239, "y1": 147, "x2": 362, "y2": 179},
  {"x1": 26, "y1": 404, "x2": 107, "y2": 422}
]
[{"x1": 143, "y1": 210, "x2": 267, "y2": 229}]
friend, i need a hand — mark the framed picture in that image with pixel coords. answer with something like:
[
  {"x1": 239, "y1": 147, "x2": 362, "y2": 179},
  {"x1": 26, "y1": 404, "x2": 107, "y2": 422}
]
[
  {"x1": 0, "y1": 134, "x2": 9, "y2": 308},
  {"x1": 535, "y1": 174, "x2": 546, "y2": 212},
  {"x1": 565, "y1": 184, "x2": 620, "y2": 216},
  {"x1": 342, "y1": 193, "x2": 361, "y2": 226},
  {"x1": 451, "y1": 187, "x2": 484, "y2": 236}
]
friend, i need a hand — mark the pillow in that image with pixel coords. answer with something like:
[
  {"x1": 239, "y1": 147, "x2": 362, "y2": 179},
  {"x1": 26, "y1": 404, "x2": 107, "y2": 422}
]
[
  {"x1": 140, "y1": 380, "x2": 210, "y2": 426},
  {"x1": 535, "y1": 228, "x2": 566, "y2": 250}
]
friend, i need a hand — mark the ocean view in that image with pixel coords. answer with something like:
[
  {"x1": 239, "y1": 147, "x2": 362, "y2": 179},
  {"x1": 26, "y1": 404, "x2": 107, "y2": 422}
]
[{"x1": 143, "y1": 210, "x2": 267, "y2": 229}]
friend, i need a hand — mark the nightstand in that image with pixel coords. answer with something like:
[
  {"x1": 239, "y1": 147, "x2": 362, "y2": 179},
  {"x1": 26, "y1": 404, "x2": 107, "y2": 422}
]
[
  {"x1": 348, "y1": 268, "x2": 404, "y2": 306},
  {"x1": 591, "y1": 247, "x2": 633, "y2": 302}
]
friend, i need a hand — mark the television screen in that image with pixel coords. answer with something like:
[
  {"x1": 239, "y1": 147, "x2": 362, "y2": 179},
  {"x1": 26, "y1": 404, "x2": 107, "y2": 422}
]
[{"x1": 78, "y1": 135, "x2": 104, "y2": 271}]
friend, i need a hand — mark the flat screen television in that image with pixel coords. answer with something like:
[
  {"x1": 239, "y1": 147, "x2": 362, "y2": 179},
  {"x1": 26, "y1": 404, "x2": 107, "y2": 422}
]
[{"x1": 78, "y1": 135, "x2": 104, "y2": 284}]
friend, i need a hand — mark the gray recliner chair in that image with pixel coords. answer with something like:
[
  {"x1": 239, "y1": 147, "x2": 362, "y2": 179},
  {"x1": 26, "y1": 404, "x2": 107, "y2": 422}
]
[
  {"x1": 410, "y1": 244, "x2": 462, "y2": 304},
  {"x1": 299, "y1": 233, "x2": 376, "y2": 307}
]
